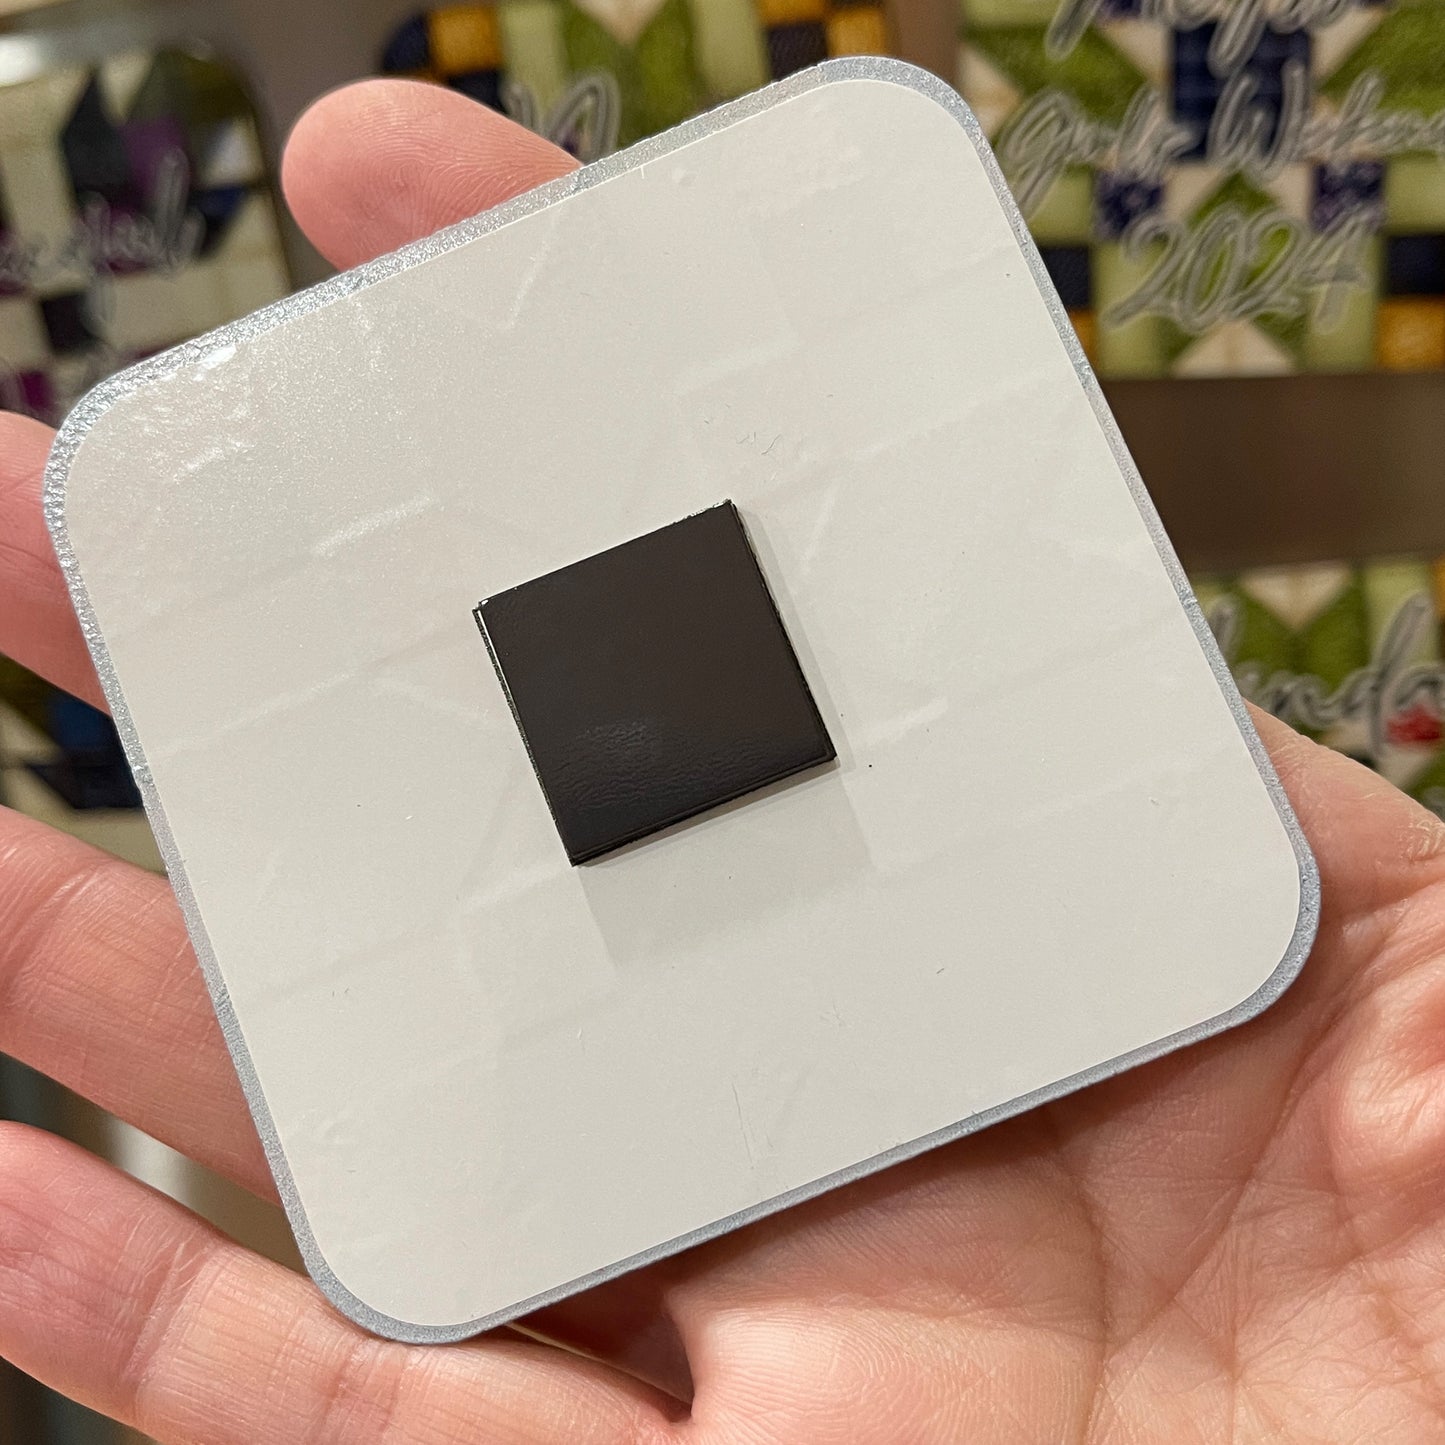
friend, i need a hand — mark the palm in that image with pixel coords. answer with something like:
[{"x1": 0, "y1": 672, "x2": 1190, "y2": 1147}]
[
  {"x1": 695, "y1": 727, "x2": 1445, "y2": 1441},
  {"x1": 2, "y1": 82, "x2": 1442, "y2": 1445}
]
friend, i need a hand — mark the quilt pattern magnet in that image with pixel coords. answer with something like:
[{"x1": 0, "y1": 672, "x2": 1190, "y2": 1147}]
[{"x1": 46, "y1": 62, "x2": 1316, "y2": 1341}]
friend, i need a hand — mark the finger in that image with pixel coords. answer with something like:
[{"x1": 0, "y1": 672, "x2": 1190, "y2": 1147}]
[
  {"x1": 0, "y1": 411, "x2": 107, "y2": 709},
  {"x1": 0, "y1": 803, "x2": 697, "y2": 1390},
  {"x1": 1251, "y1": 707, "x2": 1445, "y2": 922},
  {"x1": 522, "y1": 1274, "x2": 694, "y2": 1404},
  {"x1": 0, "y1": 1123, "x2": 677, "y2": 1445},
  {"x1": 282, "y1": 79, "x2": 577, "y2": 271},
  {"x1": 0, "y1": 805, "x2": 272, "y2": 1194},
  {"x1": 0, "y1": 82, "x2": 575, "y2": 705}
]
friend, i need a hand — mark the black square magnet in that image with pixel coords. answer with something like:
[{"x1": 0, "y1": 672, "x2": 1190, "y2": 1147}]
[{"x1": 476, "y1": 502, "x2": 835, "y2": 863}]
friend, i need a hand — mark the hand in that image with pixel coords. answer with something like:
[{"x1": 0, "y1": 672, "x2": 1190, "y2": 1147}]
[{"x1": 3, "y1": 80, "x2": 1444, "y2": 1445}]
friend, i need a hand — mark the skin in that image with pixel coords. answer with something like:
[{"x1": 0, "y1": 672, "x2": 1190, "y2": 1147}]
[{"x1": 1, "y1": 79, "x2": 1444, "y2": 1444}]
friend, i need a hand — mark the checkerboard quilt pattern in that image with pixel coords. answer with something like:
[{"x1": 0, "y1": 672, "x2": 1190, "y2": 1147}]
[
  {"x1": 0, "y1": 49, "x2": 291, "y2": 427},
  {"x1": 382, "y1": 0, "x2": 893, "y2": 154},
  {"x1": 960, "y1": 0, "x2": 1445, "y2": 377}
]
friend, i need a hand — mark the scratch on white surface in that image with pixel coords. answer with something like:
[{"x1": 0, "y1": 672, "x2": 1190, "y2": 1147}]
[
  {"x1": 800, "y1": 488, "x2": 839, "y2": 571},
  {"x1": 502, "y1": 206, "x2": 566, "y2": 330},
  {"x1": 731, "y1": 1083, "x2": 757, "y2": 1168},
  {"x1": 196, "y1": 342, "x2": 237, "y2": 373},
  {"x1": 459, "y1": 858, "x2": 559, "y2": 914},
  {"x1": 855, "y1": 698, "x2": 949, "y2": 751},
  {"x1": 251, "y1": 846, "x2": 286, "y2": 907},
  {"x1": 151, "y1": 667, "x2": 360, "y2": 760},
  {"x1": 373, "y1": 673, "x2": 489, "y2": 723},
  {"x1": 312, "y1": 494, "x2": 433, "y2": 557}
]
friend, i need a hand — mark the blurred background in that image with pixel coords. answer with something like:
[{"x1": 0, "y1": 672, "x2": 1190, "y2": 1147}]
[{"x1": 1, "y1": 0, "x2": 1442, "y2": 1437}]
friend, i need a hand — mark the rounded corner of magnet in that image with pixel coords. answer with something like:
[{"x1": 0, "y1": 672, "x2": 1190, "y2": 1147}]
[
  {"x1": 1226, "y1": 832, "x2": 1322, "y2": 1035},
  {"x1": 41, "y1": 367, "x2": 150, "y2": 537},
  {"x1": 300, "y1": 1246, "x2": 496, "y2": 1346},
  {"x1": 811, "y1": 56, "x2": 941, "y2": 94},
  {"x1": 1278, "y1": 829, "x2": 1323, "y2": 993},
  {"x1": 813, "y1": 58, "x2": 982, "y2": 117},
  {"x1": 801, "y1": 58, "x2": 991, "y2": 168},
  {"x1": 41, "y1": 410, "x2": 93, "y2": 554}
]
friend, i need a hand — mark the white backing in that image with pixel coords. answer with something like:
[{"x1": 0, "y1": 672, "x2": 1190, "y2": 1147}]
[{"x1": 46, "y1": 62, "x2": 1317, "y2": 1340}]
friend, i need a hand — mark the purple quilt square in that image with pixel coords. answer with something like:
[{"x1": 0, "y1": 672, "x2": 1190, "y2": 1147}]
[
  {"x1": 122, "y1": 116, "x2": 191, "y2": 202},
  {"x1": 1095, "y1": 172, "x2": 1163, "y2": 239},
  {"x1": 1173, "y1": 23, "x2": 1310, "y2": 161},
  {"x1": 1312, "y1": 161, "x2": 1385, "y2": 233},
  {"x1": 9, "y1": 369, "x2": 56, "y2": 423}
]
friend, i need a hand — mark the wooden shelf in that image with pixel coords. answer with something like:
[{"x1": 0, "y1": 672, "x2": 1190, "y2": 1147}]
[{"x1": 1106, "y1": 370, "x2": 1445, "y2": 574}]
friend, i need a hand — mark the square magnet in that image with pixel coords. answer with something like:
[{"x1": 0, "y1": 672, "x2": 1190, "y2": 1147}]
[
  {"x1": 45, "y1": 60, "x2": 1317, "y2": 1342},
  {"x1": 476, "y1": 501, "x2": 836, "y2": 863}
]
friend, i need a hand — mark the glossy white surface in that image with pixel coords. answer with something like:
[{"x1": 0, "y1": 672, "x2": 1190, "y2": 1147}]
[{"x1": 51, "y1": 67, "x2": 1312, "y2": 1335}]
